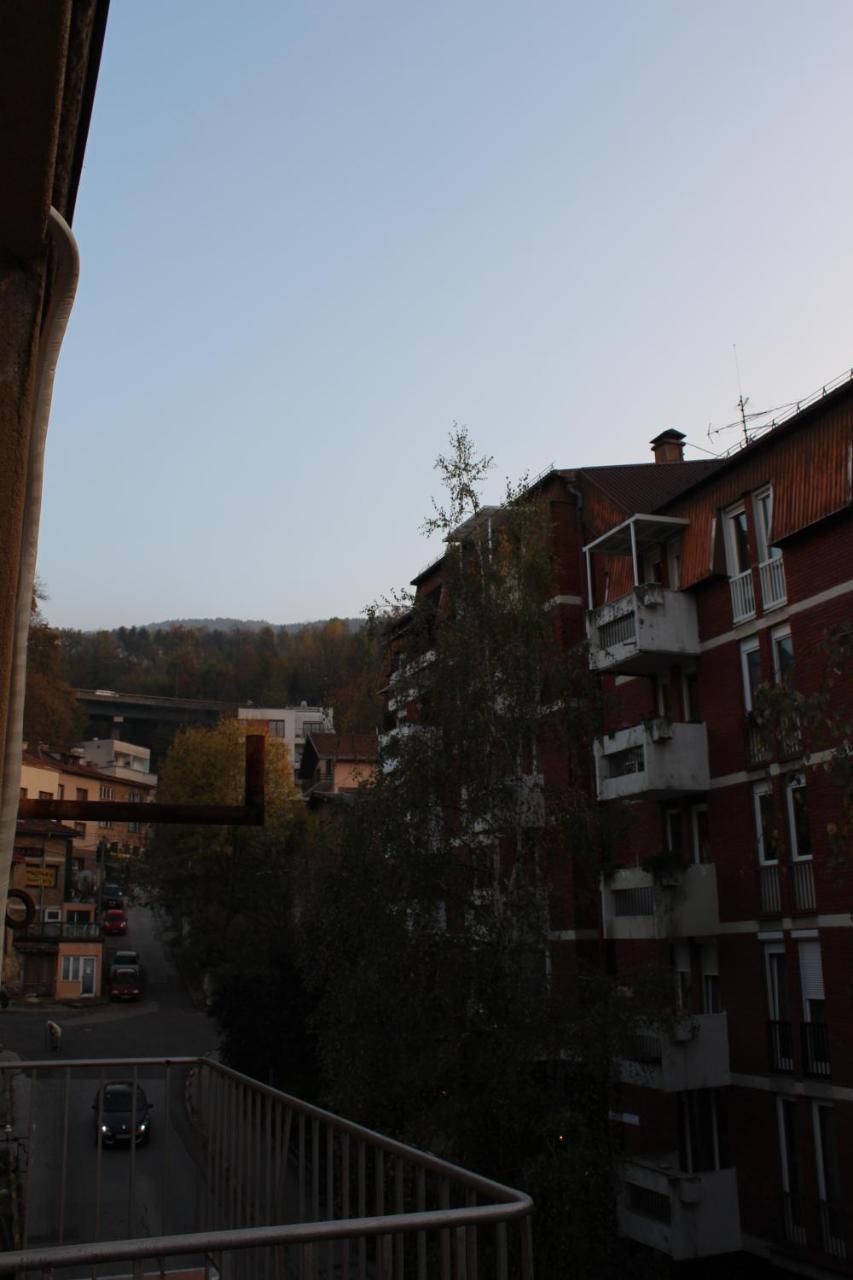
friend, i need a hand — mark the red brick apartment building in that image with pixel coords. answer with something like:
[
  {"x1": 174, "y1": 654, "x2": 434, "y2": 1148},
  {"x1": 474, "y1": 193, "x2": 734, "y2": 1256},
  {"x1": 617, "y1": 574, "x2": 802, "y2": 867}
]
[{"x1": 394, "y1": 372, "x2": 853, "y2": 1275}]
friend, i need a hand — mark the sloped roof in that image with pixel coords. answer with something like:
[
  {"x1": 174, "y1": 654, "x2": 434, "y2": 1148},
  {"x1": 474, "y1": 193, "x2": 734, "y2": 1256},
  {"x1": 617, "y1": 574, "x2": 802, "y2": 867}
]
[
  {"x1": 306, "y1": 732, "x2": 378, "y2": 762},
  {"x1": 568, "y1": 460, "x2": 722, "y2": 515}
]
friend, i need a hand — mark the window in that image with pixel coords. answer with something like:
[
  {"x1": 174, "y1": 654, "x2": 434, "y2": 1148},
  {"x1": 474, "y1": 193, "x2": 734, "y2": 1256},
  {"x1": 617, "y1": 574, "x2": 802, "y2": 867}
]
[
  {"x1": 724, "y1": 504, "x2": 751, "y2": 576},
  {"x1": 777, "y1": 1098, "x2": 807, "y2": 1244},
  {"x1": 666, "y1": 537, "x2": 682, "y2": 590},
  {"x1": 98, "y1": 820, "x2": 114, "y2": 830},
  {"x1": 813, "y1": 1104, "x2": 846, "y2": 1258},
  {"x1": 43, "y1": 908, "x2": 61, "y2": 923},
  {"x1": 753, "y1": 782, "x2": 776, "y2": 863},
  {"x1": 99, "y1": 784, "x2": 114, "y2": 800},
  {"x1": 673, "y1": 942, "x2": 692, "y2": 1013},
  {"x1": 787, "y1": 775, "x2": 811, "y2": 860},
  {"x1": 61, "y1": 955, "x2": 81, "y2": 981},
  {"x1": 678, "y1": 1090, "x2": 726, "y2": 1173},
  {"x1": 664, "y1": 807, "x2": 684, "y2": 856},
  {"x1": 38, "y1": 790, "x2": 52, "y2": 800},
  {"x1": 683, "y1": 669, "x2": 701, "y2": 722},
  {"x1": 691, "y1": 804, "x2": 710, "y2": 864},
  {"x1": 642, "y1": 548, "x2": 663, "y2": 585},
  {"x1": 76, "y1": 787, "x2": 88, "y2": 801},
  {"x1": 58, "y1": 784, "x2": 65, "y2": 799},
  {"x1": 74, "y1": 823, "x2": 86, "y2": 837},
  {"x1": 772, "y1": 626, "x2": 794, "y2": 686},
  {"x1": 765, "y1": 944, "x2": 793, "y2": 1070},
  {"x1": 269, "y1": 720, "x2": 286, "y2": 738},
  {"x1": 753, "y1": 487, "x2": 782, "y2": 564},
  {"x1": 19, "y1": 787, "x2": 26, "y2": 800},
  {"x1": 740, "y1": 637, "x2": 763, "y2": 712},
  {"x1": 656, "y1": 675, "x2": 674, "y2": 720},
  {"x1": 798, "y1": 940, "x2": 825, "y2": 1026},
  {"x1": 701, "y1": 943, "x2": 720, "y2": 1013}
]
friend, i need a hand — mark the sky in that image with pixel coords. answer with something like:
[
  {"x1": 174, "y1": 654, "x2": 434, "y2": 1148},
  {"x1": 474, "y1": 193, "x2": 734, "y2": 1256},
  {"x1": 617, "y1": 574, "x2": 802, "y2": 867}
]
[{"x1": 40, "y1": 0, "x2": 853, "y2": 630}]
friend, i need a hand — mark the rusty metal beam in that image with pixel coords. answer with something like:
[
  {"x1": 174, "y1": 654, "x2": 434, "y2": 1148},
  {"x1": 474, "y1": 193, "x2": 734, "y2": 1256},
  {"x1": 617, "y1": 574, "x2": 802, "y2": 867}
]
[{"x1": 18, "y1": 734, "x2": 265, "y2": 827}]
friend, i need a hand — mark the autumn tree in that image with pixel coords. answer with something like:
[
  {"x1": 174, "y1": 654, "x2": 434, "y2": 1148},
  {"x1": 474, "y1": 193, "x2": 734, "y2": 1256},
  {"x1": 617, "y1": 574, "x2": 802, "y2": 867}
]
[
  {"x1": 142, "y1": 719, "x2": 317, "y2": 1086},
  {"x1": 23, "y1": 587, "x2": 83, "y2": 751}
]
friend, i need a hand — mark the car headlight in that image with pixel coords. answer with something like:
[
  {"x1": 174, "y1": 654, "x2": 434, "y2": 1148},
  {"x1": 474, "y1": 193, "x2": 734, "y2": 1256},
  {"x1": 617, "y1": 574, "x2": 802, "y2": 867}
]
[{"x1": 101, "y1": 1124, "x2": 109, "y2": 1133}]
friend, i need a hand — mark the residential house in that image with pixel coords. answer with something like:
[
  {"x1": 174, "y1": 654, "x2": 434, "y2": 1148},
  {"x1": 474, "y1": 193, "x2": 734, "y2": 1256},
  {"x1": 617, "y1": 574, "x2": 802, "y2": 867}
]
[
  {"x1": 298, "y1": 732, "x2": 378, "y2": 801},
  {"x1": 388, "y1": 369, "x2": 853, "y2": 1276},
  {"x1": 237, "y1": 704, "x2": 333, "y2": 772}
]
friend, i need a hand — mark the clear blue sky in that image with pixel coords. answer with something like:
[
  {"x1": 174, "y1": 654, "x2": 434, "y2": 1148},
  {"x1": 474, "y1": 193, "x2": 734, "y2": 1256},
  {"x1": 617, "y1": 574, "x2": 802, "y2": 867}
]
[{"x1": 41, "y1": 0, "x2": 853, "y2": 630}]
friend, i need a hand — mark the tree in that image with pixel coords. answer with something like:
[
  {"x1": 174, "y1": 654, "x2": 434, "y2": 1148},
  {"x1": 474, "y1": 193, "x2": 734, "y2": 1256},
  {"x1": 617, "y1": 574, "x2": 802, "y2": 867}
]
[
  {"x1": 301, "y1": 429, "x2": 667, "y2": 1278},
  {"x1": 142, "y1": 719, "x2": 318, "y2": 1086},
  {"x1": 23, "y1": 586, "x2": 83, "y2": 751}
]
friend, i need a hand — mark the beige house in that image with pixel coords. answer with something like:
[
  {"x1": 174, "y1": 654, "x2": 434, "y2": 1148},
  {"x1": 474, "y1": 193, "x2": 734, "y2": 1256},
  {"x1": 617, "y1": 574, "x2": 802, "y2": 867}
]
[{"x1": 298, "y1": 732, "x2": 378, "y2": 798}]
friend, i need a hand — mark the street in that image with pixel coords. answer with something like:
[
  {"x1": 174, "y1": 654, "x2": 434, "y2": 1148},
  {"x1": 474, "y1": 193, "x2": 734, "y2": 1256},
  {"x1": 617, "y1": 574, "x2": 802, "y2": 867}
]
[{"x1": 0, "y1": 906, "x2": 220, "y2": 1265}]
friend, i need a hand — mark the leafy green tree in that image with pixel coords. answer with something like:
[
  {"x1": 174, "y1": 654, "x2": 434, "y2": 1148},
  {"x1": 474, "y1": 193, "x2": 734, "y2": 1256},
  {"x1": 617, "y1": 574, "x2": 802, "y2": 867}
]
[{"x1": 23, "y1": 587, "x2": 84, "y2": 751}]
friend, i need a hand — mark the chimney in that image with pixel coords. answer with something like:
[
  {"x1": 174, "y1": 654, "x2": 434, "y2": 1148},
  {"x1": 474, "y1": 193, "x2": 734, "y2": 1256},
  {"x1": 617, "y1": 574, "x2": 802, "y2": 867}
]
[{"x1": 650, "y1": 429, "x2": 686, "y2": 464}]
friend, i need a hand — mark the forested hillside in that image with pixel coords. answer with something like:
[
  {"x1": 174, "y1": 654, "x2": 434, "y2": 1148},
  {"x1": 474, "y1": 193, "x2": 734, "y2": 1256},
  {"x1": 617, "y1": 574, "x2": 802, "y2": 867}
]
[{"x1": 24, "y1": 613, "x2": 383, "y2": 750}]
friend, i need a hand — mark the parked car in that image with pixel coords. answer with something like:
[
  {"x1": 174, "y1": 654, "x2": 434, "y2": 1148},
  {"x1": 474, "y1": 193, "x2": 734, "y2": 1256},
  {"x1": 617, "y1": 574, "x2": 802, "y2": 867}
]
[
  {"x1": 103, "y1": 908, "x2": 128, "y2": 936},
  {"x1": 112, "y1": 949, "x2": 140, "y2": 969},
  {"x1": 108, "y1": 965, "x2": 142, "y2": 1001},
  {"x1": 101, "y1": 883, "x2": 125, "y2": 909},
  {"x1": 92, "y1": 1081, "x2": 152, "y2": 1146}
]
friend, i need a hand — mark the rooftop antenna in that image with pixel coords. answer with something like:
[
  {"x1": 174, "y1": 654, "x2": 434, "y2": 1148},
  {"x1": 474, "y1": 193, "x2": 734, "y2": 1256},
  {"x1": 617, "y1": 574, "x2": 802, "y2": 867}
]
[{"x1": 733, "y1": 344, "x2": 749, "y2": 444}]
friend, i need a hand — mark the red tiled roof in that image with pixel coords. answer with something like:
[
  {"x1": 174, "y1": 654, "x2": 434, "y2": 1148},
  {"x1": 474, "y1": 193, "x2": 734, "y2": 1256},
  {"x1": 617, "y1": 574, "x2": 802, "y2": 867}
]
[
  {"x1": 16, "y1": 819, "x2": 80, "y2": 838},
  {"x1": 305, "y1": 732, "x2": 378, "y2": 761}
]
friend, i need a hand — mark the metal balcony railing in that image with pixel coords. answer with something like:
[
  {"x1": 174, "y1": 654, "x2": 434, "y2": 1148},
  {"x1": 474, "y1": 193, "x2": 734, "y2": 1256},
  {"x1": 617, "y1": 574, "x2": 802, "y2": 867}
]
[
  {"x1": 729, "y1": 569, "x2": 755, "y2": 624},
  {"x1": 819, "y1": 1200, "x2": 847, "y2": 1260},
  {"x1": 802, "y1": 1022, "x2": 831, "y2": 1078},
  {"x1": 14, "y1": 921, "x2": 101, "y2": 943},
  {"x1": 791, "y1": 860, "x2": 816, "y2": 913},
  {"x1": 758, "y1": 864, "x2": 783, "y2": 916},
  {"x1": 767, "y1": 1020, "x2": 795, "y2": 1073},
  {"x1": 0, "y1": 1057, "x2": 534, "y2": 1278},
  {"x1": 759, "y1": 556, "x2": 787, "y2": 610},
  {"x1": 782, "y1": 1191, "x2": 808, "y2": 1246}
]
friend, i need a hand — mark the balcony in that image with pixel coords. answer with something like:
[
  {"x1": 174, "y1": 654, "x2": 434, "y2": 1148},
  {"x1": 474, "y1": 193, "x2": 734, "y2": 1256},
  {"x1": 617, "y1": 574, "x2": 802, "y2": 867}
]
[
  {"x1": 759, "y1": 555, "x2": 787, "y2": 611},
  {"x1": 802, "y1": 1021, "x2": 831, "y2": 1078},
  {"x1": 757, "y1": 860, "x2": 816, "y2": 918},
  {"x1": 0, "y1": 1056, "x2": 534, "y2": 1278},
  {"x1": 619, "y1": 1158, "x2": 741, "y2": 1260},
  {"x1": 595, "y1": 720, "x2": 709, "y2": 800},
  {"x1": 587, "y1": 586, "x2": 699, "y2": 676},
  {"x1": 13, "y1": 920, "x2": 102, "y2": 946},
  {"x1": 619, "y1": 1013, "x2": 730, "y2": 1092},
  {"x1": 729, "y1": 569, "x2": 756, "y2": 624},
  {"x1": 603, "y1": 864, "x2": 720, "y2": 940},
  {"x1": 768, "y1": 1019, "x2": 795, "y2": 1073},
  {"x1": 744, "y1": 711, "x2": 802, "y2": 768}
]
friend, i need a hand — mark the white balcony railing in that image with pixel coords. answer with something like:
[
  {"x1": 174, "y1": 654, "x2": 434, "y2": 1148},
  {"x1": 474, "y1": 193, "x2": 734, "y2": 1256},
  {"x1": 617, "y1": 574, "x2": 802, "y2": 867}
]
[
  {"x1": 729, "y1": 569, "x2": 755, "y2": 624},
  {"x1": 603, "y1": 864, "x2": 720, "y2": 940},
  {"x1": 619, "y1": 1159, "x2": 741, "y2": 1260},
  {"x1": 0, "y1": 1057, "x2": 534, "y2": 1279},
  {"x1": 759, "y1": 555, "x2": 787, "y2": 610},
  {"x1": 587, "y1": 586, "x2": 700, "y2": 675},
  {"x1": 595, "y1": 720, "x2": 710, "y2": 800}
]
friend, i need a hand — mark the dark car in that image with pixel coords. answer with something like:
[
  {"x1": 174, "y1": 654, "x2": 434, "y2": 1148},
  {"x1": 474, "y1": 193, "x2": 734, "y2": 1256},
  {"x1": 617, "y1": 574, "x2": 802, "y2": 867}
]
[
  {"x1": 103, "y1": 908, "x2": 128, "y2": 936},
  {"x1": 101, "y1": 883, "x2": 125, "y2": 909},
  {"x1": 92, "y1": 1081, "x2": 153, "y2": 1146},
  {"x1": 108, "y1": 965, "x2": 142, "y2": 1001},
  {"x1": 112, "y1": 949, "x2": 140, "y2": 968}
]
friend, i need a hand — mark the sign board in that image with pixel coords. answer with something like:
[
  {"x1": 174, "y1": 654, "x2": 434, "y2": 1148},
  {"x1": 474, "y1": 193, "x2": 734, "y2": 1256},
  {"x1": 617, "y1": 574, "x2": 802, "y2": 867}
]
[{"x1": 24, "y1": 866, "x2": 56, "y2": 888}]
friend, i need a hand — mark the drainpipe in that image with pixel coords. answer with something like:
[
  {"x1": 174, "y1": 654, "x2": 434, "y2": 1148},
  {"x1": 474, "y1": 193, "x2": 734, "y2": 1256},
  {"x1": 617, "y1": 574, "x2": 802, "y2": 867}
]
[{"x1": 0, "y1": 208, "x2": 80, "y2": 958}]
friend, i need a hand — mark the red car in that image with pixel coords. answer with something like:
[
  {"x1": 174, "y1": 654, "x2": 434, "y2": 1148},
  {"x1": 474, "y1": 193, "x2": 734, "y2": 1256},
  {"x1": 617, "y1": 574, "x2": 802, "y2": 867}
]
[
  {"x1": 108, "y1": 965, "x2": 142, "y2": 1001},
  {"x1": 103, "y1": 908, "x2": 128, "y2": 936}
]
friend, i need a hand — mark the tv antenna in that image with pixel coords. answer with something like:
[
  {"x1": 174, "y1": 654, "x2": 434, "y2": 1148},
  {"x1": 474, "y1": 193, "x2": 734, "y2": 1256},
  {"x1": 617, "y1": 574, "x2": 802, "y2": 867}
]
[{"x1": 733, "y1": 344, "x2": 749, "y2": 444}]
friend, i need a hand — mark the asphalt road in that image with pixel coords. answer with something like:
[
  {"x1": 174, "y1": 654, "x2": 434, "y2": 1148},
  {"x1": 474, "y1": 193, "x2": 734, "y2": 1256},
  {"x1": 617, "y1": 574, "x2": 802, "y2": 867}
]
[{"x1": 1, "y1": 905, "x2": 220, "y2": 1269}]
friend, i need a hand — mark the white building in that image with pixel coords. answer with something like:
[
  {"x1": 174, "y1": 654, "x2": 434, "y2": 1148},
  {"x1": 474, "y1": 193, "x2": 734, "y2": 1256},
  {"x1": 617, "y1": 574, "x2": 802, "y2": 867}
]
[
  {"x1": 79, "y1": 738, "x2": 158, "y2": 787},
  {"x1": 237, "y1": 705, "x2": 333, "y2": 770}
]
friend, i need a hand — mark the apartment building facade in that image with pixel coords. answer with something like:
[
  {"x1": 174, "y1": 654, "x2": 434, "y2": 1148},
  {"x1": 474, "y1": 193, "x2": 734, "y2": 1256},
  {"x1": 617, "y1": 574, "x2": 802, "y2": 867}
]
[{"x1": 392, "y1": 373, "x2": 853, "y2": 1275}]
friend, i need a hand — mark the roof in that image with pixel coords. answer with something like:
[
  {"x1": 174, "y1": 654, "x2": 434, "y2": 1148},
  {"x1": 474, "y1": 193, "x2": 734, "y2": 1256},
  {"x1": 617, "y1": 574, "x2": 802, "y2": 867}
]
[
  {"x1": 23, "y1": 750, "x2": 156, "y2": 789},
  {"x1": 305, "y1": 733, "x2": 378, "y2": 762},
  {"x1": 568, "y1": 460, "x2": 722, "y2": 515},
  {"x1": 15, "y1": 819, "x2": 80, "y2": 839}
]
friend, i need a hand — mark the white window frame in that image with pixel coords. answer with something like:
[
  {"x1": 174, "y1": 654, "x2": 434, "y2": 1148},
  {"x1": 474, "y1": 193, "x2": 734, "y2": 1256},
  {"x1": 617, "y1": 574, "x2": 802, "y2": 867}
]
[
  {"x1": 61, "y1": 955, "x2": 81, "y2": 982},
  {"x1": 754, "y1": 781, "x2": 776, "y2": 864},
  {"x1": 771, "y1": 624, "x2": 794, "y2": 685},
  {"x1": 42, "y1": 908, "x2": 61, "y2": 923},
  {"x1": 724, "y1": 502, "x2": 751, "y2": 577},
  {"x1": 776, "y1": 1096, "x2": 798, "y2": 1194},
  {"x1": 797, "y1": 939, "x2": 825, "y2": 1023},
  {"x1": 753, "y1": 486, "x2": 775, "y2": 564},
  {"x1": 666, "y1": 536, "x2": 682, "y2": 590},
  {"x1": 691, "y1": 803, "x2": 710, "y2": 865},
  {"x1": 786, "y1": 773, "x2": 811, "y2": 861},
  {"x1": 765, "y1": 944, "x2": 789, "y2": 1020},
  {"x1": 740, "y1": 637, "x2": 762, "y2": 712}
]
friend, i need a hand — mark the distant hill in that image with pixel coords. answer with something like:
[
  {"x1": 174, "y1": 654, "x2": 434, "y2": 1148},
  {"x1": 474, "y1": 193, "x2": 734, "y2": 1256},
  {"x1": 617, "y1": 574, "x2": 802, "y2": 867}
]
[{"x1": 141, "y1": 617, "x2": 364, "y2": 634}]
